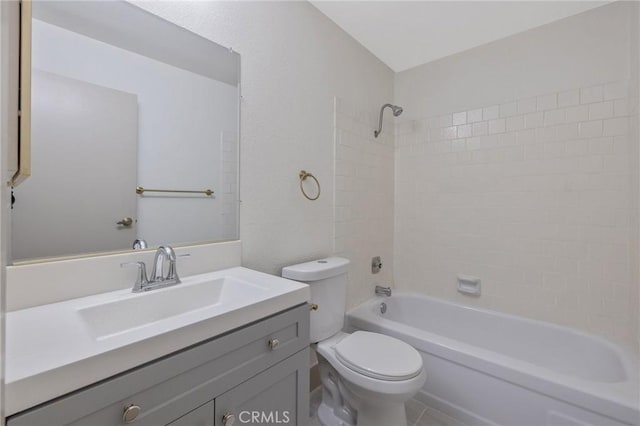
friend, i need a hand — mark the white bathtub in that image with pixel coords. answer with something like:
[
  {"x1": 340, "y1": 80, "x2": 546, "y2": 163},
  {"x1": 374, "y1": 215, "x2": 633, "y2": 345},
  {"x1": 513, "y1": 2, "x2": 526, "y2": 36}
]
[{"x1": 347, "y1": 292, "x2": 640, "y2": 426}]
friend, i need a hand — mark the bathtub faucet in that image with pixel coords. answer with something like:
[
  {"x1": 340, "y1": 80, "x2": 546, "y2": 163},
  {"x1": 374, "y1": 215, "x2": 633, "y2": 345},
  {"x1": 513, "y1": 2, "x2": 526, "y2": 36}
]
[{"x1": 375, "y1": 285, "x2": 392, "y2": 297}]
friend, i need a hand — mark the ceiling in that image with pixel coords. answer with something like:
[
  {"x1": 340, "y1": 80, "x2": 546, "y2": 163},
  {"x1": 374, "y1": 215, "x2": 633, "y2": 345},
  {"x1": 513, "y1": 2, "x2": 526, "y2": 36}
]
[{"x1": 310, "y1": 1, "x2": 609, "y2": 72}]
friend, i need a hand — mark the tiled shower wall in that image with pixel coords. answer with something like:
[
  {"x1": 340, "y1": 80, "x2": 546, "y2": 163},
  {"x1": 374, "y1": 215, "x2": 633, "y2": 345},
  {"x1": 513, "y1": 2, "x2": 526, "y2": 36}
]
[
  {"x1": 395, "y1": 82, "x2": 639, "y2": 352},
  {"x1": 334, "y1": 98, "x2": 394, "y2": 309}
]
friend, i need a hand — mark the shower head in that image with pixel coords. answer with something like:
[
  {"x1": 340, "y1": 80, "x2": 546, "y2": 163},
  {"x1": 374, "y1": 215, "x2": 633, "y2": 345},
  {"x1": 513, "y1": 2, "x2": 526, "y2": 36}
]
[
  {"x1": 374, "y1": 103, "x2": 403, "y2": 138},
  {"x1": 391, "y1": 105, "x2": 403, "y2": 117}
]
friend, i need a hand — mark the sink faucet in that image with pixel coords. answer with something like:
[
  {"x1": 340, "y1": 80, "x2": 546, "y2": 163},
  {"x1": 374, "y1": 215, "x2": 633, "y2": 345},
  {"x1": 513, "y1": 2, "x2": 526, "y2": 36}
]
[
  {"x1": 121, "y1": 246, "x2": 187, "y2": 293},
  {"x1": 375, "y1": 285, "x2": 392, "y2": 297},
  {"x1": 150, "y1": 246, "x2": 180, "y2": 285}
]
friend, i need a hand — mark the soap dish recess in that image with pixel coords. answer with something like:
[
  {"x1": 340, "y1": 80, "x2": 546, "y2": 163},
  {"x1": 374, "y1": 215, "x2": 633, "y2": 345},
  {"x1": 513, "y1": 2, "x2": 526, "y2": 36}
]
[{"x1": 457, "y1": 274, "x2": 481, "y2": 296}]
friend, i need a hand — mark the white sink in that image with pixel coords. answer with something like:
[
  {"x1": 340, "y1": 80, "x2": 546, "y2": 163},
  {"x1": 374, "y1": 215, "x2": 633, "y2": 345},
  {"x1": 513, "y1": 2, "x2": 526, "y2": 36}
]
[
  {"x1": 78, "y1": 275, "x2": 268, "y2": 340},
  {"x1": 5, "y1": 266, "x2": 309, "y2": 415}
]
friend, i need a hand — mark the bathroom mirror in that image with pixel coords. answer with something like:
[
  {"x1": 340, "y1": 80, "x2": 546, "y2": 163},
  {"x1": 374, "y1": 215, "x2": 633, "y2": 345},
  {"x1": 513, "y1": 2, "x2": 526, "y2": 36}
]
[{"x1": 11, "y1": 1, "x2": 240, "y2": 263}]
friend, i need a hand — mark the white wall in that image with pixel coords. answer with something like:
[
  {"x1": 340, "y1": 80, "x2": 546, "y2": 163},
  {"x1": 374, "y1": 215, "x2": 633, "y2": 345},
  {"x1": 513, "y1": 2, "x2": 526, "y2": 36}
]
[
  {"x1": 394, "y1": 2, "x2": 639, "y2": 354},
  {"x1": 31, "y1": 19, "x2": 239, "y2": 249},
  {"x1": 134, "y1": 1, "x2": 394, "y2": 297}
]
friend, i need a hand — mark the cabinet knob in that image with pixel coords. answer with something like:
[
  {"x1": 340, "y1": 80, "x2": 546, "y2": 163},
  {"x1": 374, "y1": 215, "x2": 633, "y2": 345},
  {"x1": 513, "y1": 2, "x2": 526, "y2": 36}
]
[
  {"x1": 268, "y1": 338, "x2": 280, "y2": 350},
  {"x1": 122, "y1": 404, "x2": 141, "y2": 424},
  {"x1": 222, "y1": 413, "x2": 236, "y2": 426}
]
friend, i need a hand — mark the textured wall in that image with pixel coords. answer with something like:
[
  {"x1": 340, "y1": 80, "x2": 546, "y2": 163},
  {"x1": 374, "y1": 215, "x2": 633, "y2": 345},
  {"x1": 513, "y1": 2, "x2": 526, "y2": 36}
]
[
  {"x1": 394, "y1": 3, "x2": 639, "y2": 354},
  {"x1": 134, "y1": 1, "x2": 394, "y2": 278}
]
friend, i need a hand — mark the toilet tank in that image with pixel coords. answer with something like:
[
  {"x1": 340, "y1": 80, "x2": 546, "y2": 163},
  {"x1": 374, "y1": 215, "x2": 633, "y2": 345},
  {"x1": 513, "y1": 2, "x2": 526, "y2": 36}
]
[{"x1": 282, "y1": 257, "x2": 350, "y2": 343}]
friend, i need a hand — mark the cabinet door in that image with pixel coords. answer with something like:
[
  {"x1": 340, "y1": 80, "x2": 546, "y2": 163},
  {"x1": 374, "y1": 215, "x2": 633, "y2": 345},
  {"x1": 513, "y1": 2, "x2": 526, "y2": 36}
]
[
  {"x1": 167, "y1": 400, "x2": 214, "y2": 426},
  {"x1": 215, "y1": 349, "x2": 309, "y2": 426}
]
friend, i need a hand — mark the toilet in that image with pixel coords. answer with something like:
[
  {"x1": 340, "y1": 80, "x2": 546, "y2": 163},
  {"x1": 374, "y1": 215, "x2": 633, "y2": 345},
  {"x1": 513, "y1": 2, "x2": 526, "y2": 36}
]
[{"x1": 282, "y1": 257, "x2": 426, "y2": 426}]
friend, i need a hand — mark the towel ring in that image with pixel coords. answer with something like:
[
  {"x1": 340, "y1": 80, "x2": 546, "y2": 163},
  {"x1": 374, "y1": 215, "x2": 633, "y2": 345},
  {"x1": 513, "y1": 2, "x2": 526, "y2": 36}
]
[{"x1": 299, "y1": 170, "x2": 320, "y2": 201}]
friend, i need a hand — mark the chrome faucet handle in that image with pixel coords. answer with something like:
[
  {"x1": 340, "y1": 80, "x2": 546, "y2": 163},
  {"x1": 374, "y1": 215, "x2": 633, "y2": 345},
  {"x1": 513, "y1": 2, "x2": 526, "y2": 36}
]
[
  {"x1": 121, "y1": 261, "x2": 149, "y2": 293},
  {"x1": 375, "y1": 285, "x2": 392, "y2": 297},
  {"x1": 166, "y1": 253, "x2": 190, "y2": 283}
]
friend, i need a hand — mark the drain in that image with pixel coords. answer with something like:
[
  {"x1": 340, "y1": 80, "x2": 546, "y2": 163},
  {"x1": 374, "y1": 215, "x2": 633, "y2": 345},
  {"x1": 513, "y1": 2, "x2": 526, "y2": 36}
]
[{"x1": 380, "y1": 302, "x2": 387, "y2": 314}]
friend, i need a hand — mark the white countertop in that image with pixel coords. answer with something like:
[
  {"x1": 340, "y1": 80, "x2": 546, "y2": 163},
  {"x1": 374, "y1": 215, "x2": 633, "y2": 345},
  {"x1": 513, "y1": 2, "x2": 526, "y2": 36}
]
[{"x1": 5, "y1": 267, "x2": 309, "y2": 415}]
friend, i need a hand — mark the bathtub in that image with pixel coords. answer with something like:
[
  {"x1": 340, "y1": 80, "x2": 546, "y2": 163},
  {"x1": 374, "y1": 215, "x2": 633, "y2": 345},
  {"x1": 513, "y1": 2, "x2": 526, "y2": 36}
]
[{"x1": 347, "y1": 292, "x2": 640, "y2": 426}]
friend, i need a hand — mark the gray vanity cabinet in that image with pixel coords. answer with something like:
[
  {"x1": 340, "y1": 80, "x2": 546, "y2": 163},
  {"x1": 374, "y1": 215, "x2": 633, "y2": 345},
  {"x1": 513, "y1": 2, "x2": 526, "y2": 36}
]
[
  {"x1": 214, "y1": 349, "x2": 307, "y2": 426},
  {"x1": 167, "y1": 401, "x2": 215, "y2": 426},
  {"x1": 7, "y1": 304, "x2": 310, "y2": 426}
]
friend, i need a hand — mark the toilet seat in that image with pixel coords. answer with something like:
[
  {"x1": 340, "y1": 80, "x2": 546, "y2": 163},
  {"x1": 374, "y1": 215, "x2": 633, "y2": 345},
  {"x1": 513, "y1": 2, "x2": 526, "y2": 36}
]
[{"x1": 334, "y1": 331, "x2": 422, "y2": 381}]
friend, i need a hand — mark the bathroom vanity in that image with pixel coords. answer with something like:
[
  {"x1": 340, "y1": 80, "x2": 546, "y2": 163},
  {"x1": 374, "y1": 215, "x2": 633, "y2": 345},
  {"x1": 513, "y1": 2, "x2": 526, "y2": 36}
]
[
  {"x1": 5, "y1": 266, "x2": 310, "y2": 425},
  {"x1": 8, "y1": 304, "x2": 309, "y2": 426}
]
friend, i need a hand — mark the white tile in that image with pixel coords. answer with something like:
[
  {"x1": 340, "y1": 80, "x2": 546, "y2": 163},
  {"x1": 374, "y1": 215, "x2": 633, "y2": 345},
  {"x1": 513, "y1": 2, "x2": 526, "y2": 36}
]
[
  {"x1": 564, "y1": 105, "x2": 589, "y2": 123},
  {"x1": 555, "y1": 123, "x2": 579, "y2": 140},
  {"x1": 466, "y1": 137, "x2": 481, "y2": 150},
  {"x1": 613, "y1": 136, "x2": 629, "y2": 154},
  {"x1": 578, "y1": 121, "x2": 603, "y2": 138},
  {"x1": 588, "y1": 137, "x2": 614, "y2": 155},
  {"x1": 516, "y1": 129, "x2": 536, "y2": 144},
  {"x1": 472, "y1": 122, "x2": 488, "y2": 136},
  {"x1": 498, "y1": 132, "x2": 518, "y2": 146},
  {"x1": 604, "y1": 81, "x2": 628, "y2": 100},
  {"x1": 442, "y1": 126, "x2": 457, "y2": 140},
  {"x1": 483, "y1": 105, "x2": 499, "y2": 121},
  {"x1": 500, "y1": 101, "x2": 517, "y2": 117},
  {"x1": 558, "y1": 89, "x2": 580, "y2": 107},
  {"x1": 588, "y1": 101, "x2": 614, "y2": 120},
  {"x1": 488, "y1": 119, "x2": 506, "y2": 134},
  {"x1": 480, "y1": 135, "x2": 498, "y2": 150},
  {"x1": 603, "y1": 117, "x2": 628, "y2": 136},
  {"x1": 603, "y1": 155, "x2": 629, "y2": 172},
  {"x1": 467, "y1": 108, "x2": 483, "y2": 123},
  {"x1": 452, "y1": 111, "x2": 467, "y2": 126},
  {"x1": 536, "y1": 126, "x2": 557, "y2": 143},
  {"x1": 451, "y1": 139, "x2": 466, "y2": 152},
  {"x1": 524, "y1": 112, "x2": 544, "y2": 129},
  {"x1": 438, "y1": 114, "x2": 453, "y2": 128},
  {"x1": 544, "y1": 141, "x2": 565, "y2": 158},
  {"x1": 517, "y1": 97, "x2": 537, "y2": 114},
  {"x1": 506, "y1": 116, "x2": 525, "y2": 132},
  {"x1": 580, "y1": 85, "x2": 604, "y2": 104},
  {"x1": 614, "y1": 99, "x2": 629, "y2": 117},
  {"x1": 457, "y1": 124, "x2": 472, "y2": 138},
  {"x1": 566, "y1": 139, "x2": 588, "y2": 156},
  {"x1": 578, "y1": 155, "x2": 603, "y2": 173},
  {"x1": 537, "y1": 93, "x2": 557, "y2": 111},
  {"x1": 544, "y1": 109, "x2": 565, "y2": 126},
  {"x1": 524, "y1": 141, "x2": 545, "y2": 160}
]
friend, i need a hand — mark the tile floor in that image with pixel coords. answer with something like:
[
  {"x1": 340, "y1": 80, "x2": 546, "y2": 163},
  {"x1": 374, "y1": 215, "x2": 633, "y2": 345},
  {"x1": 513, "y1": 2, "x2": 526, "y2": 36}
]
[{"x1": 309, "y1": 388, "x2": 468, "y2": 426}]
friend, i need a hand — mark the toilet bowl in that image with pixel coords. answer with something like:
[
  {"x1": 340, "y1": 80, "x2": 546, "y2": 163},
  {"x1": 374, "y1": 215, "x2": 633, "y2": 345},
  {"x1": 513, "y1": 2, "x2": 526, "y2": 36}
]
[
  {"x1": 316, "y1": 331, "x2": 426, "y2": 426},
  {"x1": 282, "y1": 257, "x2": 426, "y2": 426}
]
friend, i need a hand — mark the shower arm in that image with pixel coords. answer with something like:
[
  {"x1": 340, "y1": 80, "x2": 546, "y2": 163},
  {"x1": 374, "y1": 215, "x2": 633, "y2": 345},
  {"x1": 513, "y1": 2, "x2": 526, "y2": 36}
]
[{"x1": 374, "y1": 104, "x2": 394, "y2": 138}]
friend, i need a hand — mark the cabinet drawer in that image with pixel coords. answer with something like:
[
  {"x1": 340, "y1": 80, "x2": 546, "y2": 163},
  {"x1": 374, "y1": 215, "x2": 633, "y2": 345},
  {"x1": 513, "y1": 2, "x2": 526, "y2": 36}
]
[{"x1": 8, "y1": 304, "x2": 309, "y2": 426}]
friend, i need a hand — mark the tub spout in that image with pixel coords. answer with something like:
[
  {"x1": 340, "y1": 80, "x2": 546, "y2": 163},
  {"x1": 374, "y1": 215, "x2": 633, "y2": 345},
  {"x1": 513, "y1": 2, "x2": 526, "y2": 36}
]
[{"x1": 375, "y1": 285, "x2": 391, "y2": 297}]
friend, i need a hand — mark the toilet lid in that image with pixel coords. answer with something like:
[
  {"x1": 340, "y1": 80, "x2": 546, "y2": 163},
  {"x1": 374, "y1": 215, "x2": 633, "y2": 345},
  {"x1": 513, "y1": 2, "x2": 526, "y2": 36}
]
[{"x1": 334, "y1": 331, "x2": 422, "y2": 381}]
